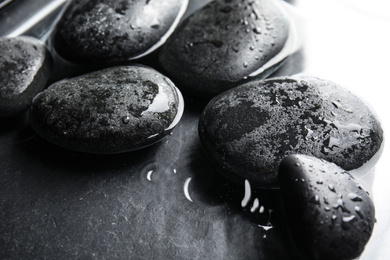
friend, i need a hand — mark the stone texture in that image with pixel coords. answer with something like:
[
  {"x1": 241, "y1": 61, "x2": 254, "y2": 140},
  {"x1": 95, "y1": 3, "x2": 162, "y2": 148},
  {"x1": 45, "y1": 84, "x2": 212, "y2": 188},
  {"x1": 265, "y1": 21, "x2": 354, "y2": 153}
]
[
  {"x1": 159, "y1": 0, "x2": 290, "y2": 98},
  {"x1": 278, "y1": 154, "x2": 375, "y2": 260},
  {"x1": 52, "y1": 0, "x2": 188, "y2": 64},
  {"x1": 0, "y1": 36, "x2": 52, "y2": 117},
  {"x1": 29, "y1": 65, "x2": 184, "y2": 153},
  {"x1": 198, "y1": 75, "x2": 383, "y2": 188}
]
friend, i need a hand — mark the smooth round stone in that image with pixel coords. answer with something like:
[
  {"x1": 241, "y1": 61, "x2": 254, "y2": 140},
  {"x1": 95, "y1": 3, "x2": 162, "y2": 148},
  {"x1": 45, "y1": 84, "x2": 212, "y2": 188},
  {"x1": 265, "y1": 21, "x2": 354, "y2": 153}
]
[
  {"x1": 278, "y1": 154, "x2": 375, "y2": 260},
  {"x1": 198, "y1": 75, "x2": 383, "y2": 188},
  {"x1": 29, "y1": 65, "x2": 184, "y2": 154},
  {"x1": 52, "y1": 0, "x2": 189, "y2": 64},
  {"x1": 159, "y1": 0, "x2": 290, "y2": 98},
  {"x1": 0, "y1": 36, "x2": 52, "y2": 117}
]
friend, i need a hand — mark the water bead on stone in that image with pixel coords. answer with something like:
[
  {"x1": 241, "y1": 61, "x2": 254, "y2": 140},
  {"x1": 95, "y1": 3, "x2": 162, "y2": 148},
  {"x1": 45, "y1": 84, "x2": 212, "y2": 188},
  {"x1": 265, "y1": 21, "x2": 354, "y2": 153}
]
[
  {"x1": 278, "y1": 154, "x2": 376, "y2": 260},
  {"x1": 29, "y1": 65, "x2": 184, "y2": 153},
  {"x1": 52, "y1": 0, "x2": 189, "y2": 64},
  {"x1": 0, "y1": 36, "x2": 52, "y2": 117},
  {"x1": 198, "y1": 75, "x2": 383, "y2": 188}
]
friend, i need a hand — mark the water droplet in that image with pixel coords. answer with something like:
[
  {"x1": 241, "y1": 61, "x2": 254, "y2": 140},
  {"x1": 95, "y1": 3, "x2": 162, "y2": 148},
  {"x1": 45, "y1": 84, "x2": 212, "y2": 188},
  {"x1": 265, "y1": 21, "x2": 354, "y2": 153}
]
[
  {"x1": 243, "y1": 62, "x2": 248, "y2": 68},
  {"x1": 331, "y1": 215, "x2": 337, "y2": 222},
  {"x1": 301, "y1": 178, "x2": 305, "y2": 182},
  {"x1": 253, "y1": 26, "x2": 262, "y2": 34},
  {"x1": 323, "y1": 197, "x2": 329, "y2": 204},
  {"x1": 130, "y1": 24, "x2": 137, "y2": 29},
  {"x1": 249, "y1": 45, "x2": 255, "y2": 51},
  {"x1": 342, "y1": 215, "x2": 356, "y2": 223},
  {"x1": 332, "y1": 101, "x2": 341, "y2": 108},
  {"x1": 295, "y1": 163, "x2": 300, "y2": 167},
  {"x1": 258, "y1": 224, "x2": 273, "y2": 231},
  {"x1": 355, "y1": 206, "x2": 364, "y2": 218},
  {"x1": 317, "y1": 180, "x2": 323, "y2": 184},
  {"x1": 324, "y1": 206, "x2": 331, "y2": 211},
  {"x1": 151, "y1": 23, "x2": 160, "y2": 29},
  {"x1": 146, "y1": 170, "x2": 153, "y2": 181},
  {"x1": 250, "y1": 198, "x2": 260, "y2": 213},
  {"x1": 183, "y1": 177, "x2": 193, "y2": 202},
  {"x1": 312, "y1": 194, "x2": 320, "y2": 205},
  {"x1": 259, "y1": 205, "x2": 265, "y2": 214},
  {"x1": 122, "y1": 115, "x2": 130, "y2": 124},
  {"x1": 241, "y1": 179, "x2": 252, "y2": 207},
  {"x1": 348, "y1": 193, "x2": 363, "y2": 202},
  {"x1": 328, "y1": 184, "x2": 336, "y2": 192}
]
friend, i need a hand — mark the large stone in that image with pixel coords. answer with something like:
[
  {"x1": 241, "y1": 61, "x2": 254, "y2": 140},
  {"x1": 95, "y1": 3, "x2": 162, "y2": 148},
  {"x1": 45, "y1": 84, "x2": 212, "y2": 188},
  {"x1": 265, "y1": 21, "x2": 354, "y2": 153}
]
[
  {"x1": 0, "y1": 36, "x2": 52, "y2": 117},
  {"x1": 29, "y1": 65, "x2": 184, "y2": 153},
  {"x1": 159, "y1": 0, "x2": 291, "y2": 98},
  {"x1": 278, "y1": 154, "x2": 375, "y2": 260},
  {"x1": 198, "y1": 75, "x2": 383, "y2": 188},
  {"x1": 52, "y1": 0, "x2": 189, "y2": 64}
]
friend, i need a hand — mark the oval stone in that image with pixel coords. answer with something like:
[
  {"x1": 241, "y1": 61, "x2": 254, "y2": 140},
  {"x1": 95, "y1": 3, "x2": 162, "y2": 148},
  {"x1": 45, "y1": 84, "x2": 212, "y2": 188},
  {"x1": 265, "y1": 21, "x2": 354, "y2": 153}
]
[
  {"x1": 159, "y1": 0, "x2": 290, "y2": 98},
  {"x1": 52, "y1": 0, "x2": 189, "y2": 64},
  {"x1": 278, "y1": 154, "x2": 375, "y2": 260},
  {"x1": 0, "y1": 36, "x2": 52, "y2": 117},
  {"x1": 29, "y1": 65, "x2": 184, "y2": 154},
  {"x1": 198, "y1": 75, "x2": 383, "y2": 188}
]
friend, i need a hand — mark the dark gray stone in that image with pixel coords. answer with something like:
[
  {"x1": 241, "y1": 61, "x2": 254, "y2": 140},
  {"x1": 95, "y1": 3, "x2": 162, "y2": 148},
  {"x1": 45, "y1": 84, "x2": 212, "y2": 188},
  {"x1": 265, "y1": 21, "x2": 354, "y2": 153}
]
[
  {"x1": 198, "y1": 75, "x2": 383, "y2": 188},
  {"x1": 0, "y1": 36, "x2": 52, "y2": 117},
  {"x1": 29, "y1": 65, "x2": 184, "y2": 153},
  {"x1": 159, "y1": 0, "x2": 290, "y2": 98},
  {"x1": 52, "y1": 0, "x2": 188, "y2": 64},
  {"x1": 278, "y1": 154, "x2": 375, "y2": 260}
]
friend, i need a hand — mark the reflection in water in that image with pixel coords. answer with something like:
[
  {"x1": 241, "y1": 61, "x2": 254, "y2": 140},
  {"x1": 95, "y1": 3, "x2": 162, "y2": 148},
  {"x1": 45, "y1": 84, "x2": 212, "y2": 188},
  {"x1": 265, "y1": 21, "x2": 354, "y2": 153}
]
[{"x1": 183, "y1": 177, "x2": 193, "y2": 202}]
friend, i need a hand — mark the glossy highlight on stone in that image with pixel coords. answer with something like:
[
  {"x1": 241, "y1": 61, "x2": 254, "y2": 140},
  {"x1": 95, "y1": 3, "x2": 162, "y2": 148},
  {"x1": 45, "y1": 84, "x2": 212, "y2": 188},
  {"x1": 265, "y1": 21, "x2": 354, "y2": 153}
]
[
  {"x1": 278, "y1": 154, "x2": 375, "y2": 260},
  {"x1": 159, "y1": 0, "x2": 291, "y2": 97},
  {"x1": 0, "y1": 36, "x2": 52, "y2": 117},
  {"x1": 52, "y1": 0, "x2": 189, "y2": 64},
  {"x1": 29, "y1": 65, "x2": 184, "y2": 154},
  {"x1": 198, "y1": 75, "x2": 383, "y2": 188}
]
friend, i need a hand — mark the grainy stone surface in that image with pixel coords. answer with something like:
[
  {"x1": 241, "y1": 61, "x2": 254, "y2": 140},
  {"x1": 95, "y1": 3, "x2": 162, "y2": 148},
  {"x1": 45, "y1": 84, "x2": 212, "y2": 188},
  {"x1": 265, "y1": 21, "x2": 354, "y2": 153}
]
[
  {"x1": 52, "y1": 0, "x2": 188, "y2": 63},
  {"x1": 0, "y1": 36, "x2": 52, "y2": 117},
  {"x1": 278, "y1": 154, "x2": 375, "y2": 260},
  {"x1": 159, "y1": 0, "x2": 290, "y2": 98},
  {"x1": 29, "y1": 65, "x2": 184, "y2": 153},
  {"x1": 198, "y1": 75, "x2": 383, "y2": 188}
]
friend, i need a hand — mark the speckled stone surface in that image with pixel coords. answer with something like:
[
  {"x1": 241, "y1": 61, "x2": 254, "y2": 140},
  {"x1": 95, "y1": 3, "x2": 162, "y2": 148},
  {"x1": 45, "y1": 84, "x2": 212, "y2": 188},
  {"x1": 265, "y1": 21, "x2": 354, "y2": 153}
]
[
  {"x1": 198, "y1": 75, "x2": 383, "y2": 188},
  {"x1": 29, "y1": 65, "x2": 184, "y2": 153},
  {"x1": 278, "y1": 154, "x2": 375, "y2": 260},
  {"x1": 159, "y1": 0, "x2": 290, "y2": 98},
  {"x1": 52, "y1": 0, "x2": 188, "y2": 64},
  {"x1": 0, "y1": 36, "x2": 52, "y2": 117}
]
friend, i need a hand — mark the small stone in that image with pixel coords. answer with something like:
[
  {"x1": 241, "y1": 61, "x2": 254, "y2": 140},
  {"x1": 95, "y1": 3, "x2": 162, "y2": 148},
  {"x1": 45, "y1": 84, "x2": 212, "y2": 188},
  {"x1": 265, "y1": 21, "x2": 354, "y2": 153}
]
[
  {"x1": 0, "y1": 36, "x2": 52, "y2": 117},
  {"x1": 159, "y1": 0, "x2": 291, "y2": 98},
  {"x1": 29, "y1": 65, "x2": 184, "y2": 153},
  {"x1": 52, "y1": 0, "x2": 189, "y2": 64},
  {"x1": 198, "y1": 75, "x2": 383, "y2": 188},
  {"x1": 278, "y1": 154, "x2": 375, "y2": 260}
]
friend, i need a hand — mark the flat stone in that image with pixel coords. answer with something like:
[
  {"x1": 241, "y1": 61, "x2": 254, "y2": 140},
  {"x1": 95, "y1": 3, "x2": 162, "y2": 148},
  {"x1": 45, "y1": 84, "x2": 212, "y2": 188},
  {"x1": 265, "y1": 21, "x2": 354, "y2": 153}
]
[
  {"x1": 159, "y1": 0, "x2": 290, "y2": 98},
  {"x1": 278, "y1": 154, "x2": 375, "y2": 260},
  {"x1": 29, "y1": 65, "x2": 184, "y2": 153},
  {"x1": 52, "y1": 0, "x2": 188, "y2": 64},
  {"x1": 0, "y1": 36, "x2": 52, "y2": 117},
  {"x1": 198, "y1": 75, "x2": 383, "y2": 188}
]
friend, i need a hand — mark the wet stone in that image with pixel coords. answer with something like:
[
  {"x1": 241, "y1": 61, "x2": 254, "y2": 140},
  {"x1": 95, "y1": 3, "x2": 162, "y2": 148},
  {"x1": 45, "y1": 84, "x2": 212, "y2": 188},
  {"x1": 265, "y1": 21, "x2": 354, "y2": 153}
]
[
  {"x1": 159, "y1": 0, "x2": 290, "y2": 98},
  {"x1": 278, "y1": 154, "x2": 375, "y2": 260},
  {"x1": 52, "y1": 0, "x2": 188, "y2": 64},
  {"x1": 0, "y1": 36, "x2": 52, "y2": 117},
  {"x1": 198, "y1": 75, "x2": 383, "y2": 188},
  {"x1": 29, "y1": 65, "x2": 184, "y2": 154}
]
